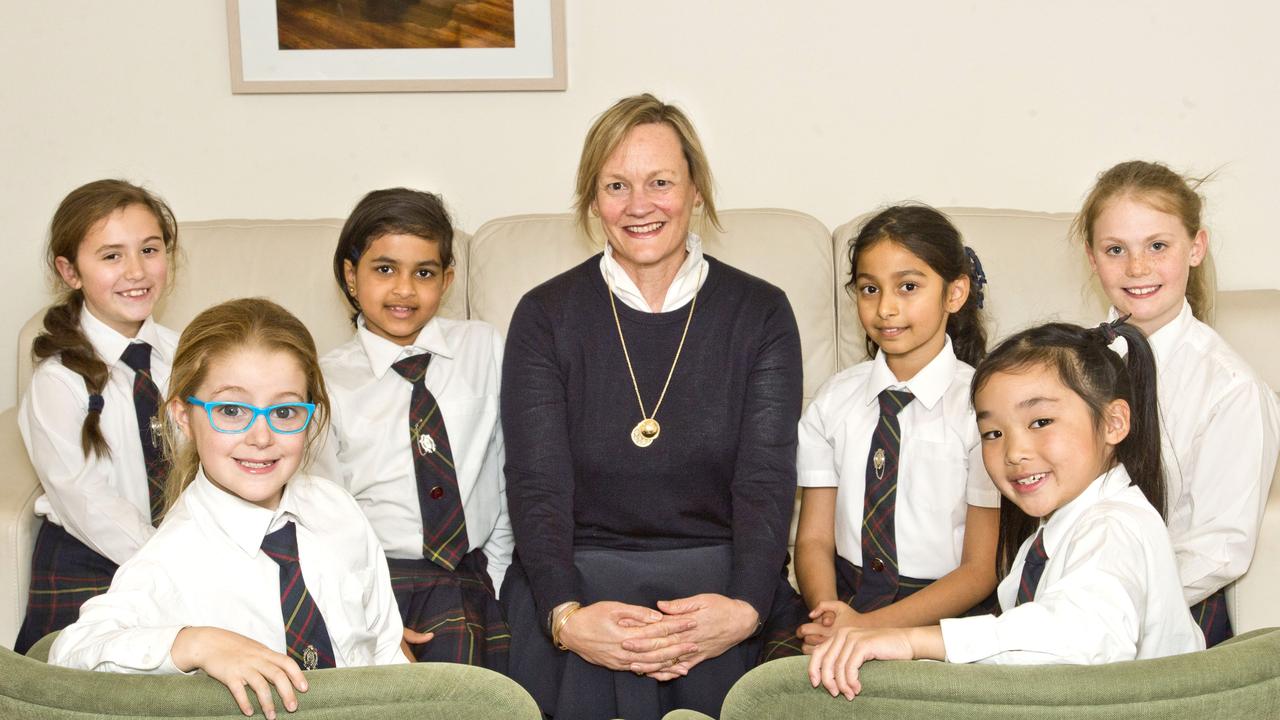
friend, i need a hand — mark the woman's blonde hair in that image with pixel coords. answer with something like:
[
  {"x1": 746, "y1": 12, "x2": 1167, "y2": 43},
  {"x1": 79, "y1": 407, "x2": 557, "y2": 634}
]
[
  {"x1": 573, "y1": 93, "x2": 721, "y2": 239},
  {"x1": 159, "y1": 298, "x2": 330, "y2": 516},
  {"x1": 1073, "y1": 160, "x2": 1213, "y2": 321}
]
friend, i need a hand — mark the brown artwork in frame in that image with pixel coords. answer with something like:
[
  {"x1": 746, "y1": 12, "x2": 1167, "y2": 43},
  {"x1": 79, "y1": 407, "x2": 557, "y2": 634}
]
[{"x1": 228, "y1": 0, "x2": 565, "y2": 93}]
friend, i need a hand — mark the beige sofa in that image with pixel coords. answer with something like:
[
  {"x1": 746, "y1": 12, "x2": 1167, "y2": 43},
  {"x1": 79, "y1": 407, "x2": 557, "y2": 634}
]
[{"x1": 2, "y1": 208, "x2": 1278, "y2": 652}]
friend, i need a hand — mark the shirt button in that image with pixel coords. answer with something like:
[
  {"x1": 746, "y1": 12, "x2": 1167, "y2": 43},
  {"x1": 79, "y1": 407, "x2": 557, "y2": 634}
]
[
  {"x1": 870, "y1": 557, "x2": 885, "y2": 572},
  {"x1": 430, "y1": 485, "x2": 444, "y2": 500}
]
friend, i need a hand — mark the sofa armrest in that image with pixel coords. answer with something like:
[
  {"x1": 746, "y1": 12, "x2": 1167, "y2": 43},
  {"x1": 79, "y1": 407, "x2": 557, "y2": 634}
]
[
  {"x1": 701, "y1": 629, "x2": 1280, "y2": 719},
  {"x1": 0, "y1": 406, "x2": 41, "y2": 650},
  {"x1": 1230, "y1": 447, "x2": 1280, "y2": 634},
  {"x1": 4, "y1": 643, "x2": 540, "y2": 719}
]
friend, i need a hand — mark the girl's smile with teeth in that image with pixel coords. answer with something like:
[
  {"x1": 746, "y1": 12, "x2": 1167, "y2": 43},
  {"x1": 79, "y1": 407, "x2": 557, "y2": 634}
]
[{"x1": 1124, "y1": 285, "x2": 1159, "y2": 297}]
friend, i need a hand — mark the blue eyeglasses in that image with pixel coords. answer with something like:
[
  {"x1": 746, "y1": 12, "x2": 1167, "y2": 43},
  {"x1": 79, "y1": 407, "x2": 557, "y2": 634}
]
[{"x1": 187, "y1": 397, "x2": 316, "y2": 435}]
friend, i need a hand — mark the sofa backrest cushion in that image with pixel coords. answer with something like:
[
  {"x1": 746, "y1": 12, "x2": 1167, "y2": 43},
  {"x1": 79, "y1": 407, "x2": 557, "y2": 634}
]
[
  {"x1": 16, "y1": 219, "x2": 470, "y2": 396},
  {"x1": 467, "y1": 209, "x2": 838, "y2": 404}
]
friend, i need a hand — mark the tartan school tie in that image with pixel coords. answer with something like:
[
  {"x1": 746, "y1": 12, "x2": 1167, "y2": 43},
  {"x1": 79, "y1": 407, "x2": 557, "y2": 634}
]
[
  {"x1": 261, "y1": 521, "x2": 336, "y2": 670},
  {"x1": 390, "y1": 353, "x2": 469, "y2": 572},
  {"x1": 1016, "y1": 529, "x2": 1049, "y2": 606},
  {"x1": 854, "y1": 388, "x2": 915, "y2": 612},
  {"x1": 120, "y1": 342, "x2": 167, "y2": 525}
]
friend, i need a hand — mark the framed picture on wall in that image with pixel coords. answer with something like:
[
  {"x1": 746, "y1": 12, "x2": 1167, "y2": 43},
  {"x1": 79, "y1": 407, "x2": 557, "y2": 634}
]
[{"x1": 227, "y1": 0, "x2": 565, "y2": 93}]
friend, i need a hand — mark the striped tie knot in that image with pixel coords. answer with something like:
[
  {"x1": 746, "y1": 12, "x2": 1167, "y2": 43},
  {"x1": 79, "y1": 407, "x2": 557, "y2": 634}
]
[
  {"x1": 1016, "y1": 529, "x2": 1049, "y2": 607},
  {"x1": 260, "y1": 521, "x2": 301, "y2": 563},
  {"x1": 877, "y1": 388, "x2": 914, "y2": 418},
  {"x1": 120, "y1": 342, "x2": 153, "y2": 375},
  {"x1": 391, "y1": 353, "x2": 432, "y2": 384}
]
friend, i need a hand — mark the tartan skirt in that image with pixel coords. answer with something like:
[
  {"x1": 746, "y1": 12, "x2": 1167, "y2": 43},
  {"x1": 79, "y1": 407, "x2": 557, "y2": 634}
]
[
  {"x1": 502, "y1": 544, "x2": 807, "y2": 720},
  {"x1": 388, "y1": 548, "x2": 509, "y2": 672},
  {"x1": 1191, "y1": 587, "x2": 1233, "y2": 648},
  {"x1": 14, "y1": 520, "x2": 118, "y2": 654},
  {"x1": 834, "y1": 554, "x2": 1000, "y2": 617}
]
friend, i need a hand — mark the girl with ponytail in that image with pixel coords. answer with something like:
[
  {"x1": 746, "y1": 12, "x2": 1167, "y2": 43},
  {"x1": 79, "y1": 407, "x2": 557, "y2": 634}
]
[
  {"x1": 795, "y1": 205, "x2": 1000, "y2": 652},
  {"x1": 15, "y1": 179, "x2": 180, "y2": 652},
  {"x1": 809, "y1": 318, "x2": 1204, "y2": 700}
]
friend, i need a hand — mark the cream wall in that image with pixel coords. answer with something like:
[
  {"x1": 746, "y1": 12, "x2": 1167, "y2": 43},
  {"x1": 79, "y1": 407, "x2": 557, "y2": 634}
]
[{"x1": 1, "y1": 1, "x2": 1276, "y2": 410}]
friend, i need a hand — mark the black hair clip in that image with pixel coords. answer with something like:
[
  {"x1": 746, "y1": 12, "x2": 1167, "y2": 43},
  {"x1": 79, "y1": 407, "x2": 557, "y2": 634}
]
[
  {"x1": 1097, "y1": 313, "x2": 1132, "y2": 344},
  {"x1": 87, "y1": 394, "x2": 105, "y2": 414},
  {"x1": 963, "y1": 246, "x2": 988, "y2": 309}
]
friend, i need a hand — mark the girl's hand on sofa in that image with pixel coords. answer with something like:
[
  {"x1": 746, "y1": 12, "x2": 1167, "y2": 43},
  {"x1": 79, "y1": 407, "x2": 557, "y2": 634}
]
[
  {"x1": 400, "y1": 628, "x2": 435, "y2": 661},
  {"x1": 171, "y1": 626, "x2": 307, "y2": 719},
  {"x1": 797, "y1": 600, "x2": 862, "y2": 653},
  {"x1": 809, "y1": 626, "x2": 945, "y2": 699}
]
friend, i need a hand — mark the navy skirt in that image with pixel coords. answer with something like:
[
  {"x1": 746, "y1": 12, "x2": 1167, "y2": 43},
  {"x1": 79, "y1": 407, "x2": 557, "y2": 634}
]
[
  {"x1": 503, "y1": 544, "x2": 806, "y2": 720},
  {"x1": 835, "y1": 555, "x2": 1000, "y2": 617},
  {"x1": 15, "y1": 520, "x2": 118, "y2": 654},
  {"x1": 389, "y1": 548, "x2": 509, "y2": 672},
  {"x1": 1191, "y1": 588, "x2": 1233, "y2": 648}
]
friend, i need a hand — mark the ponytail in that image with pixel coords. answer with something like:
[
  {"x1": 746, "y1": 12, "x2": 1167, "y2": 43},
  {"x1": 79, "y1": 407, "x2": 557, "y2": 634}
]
[
  {"x1": 31, "y1": 295, "x2": 112, "y2": 458},
  {"x1": 972, "y1": 316, "x2": 1164, "y2": 577}
]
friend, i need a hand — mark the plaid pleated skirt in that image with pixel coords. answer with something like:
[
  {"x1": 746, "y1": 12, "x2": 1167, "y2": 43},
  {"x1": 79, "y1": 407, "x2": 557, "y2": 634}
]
[
  {"x1": 834, "y1": 554, "x2": 1000, "y2": 617},
  {"x1": 388, "y1": 548, "x2": 509, "y2": 672},
  {"x1": 1191, "y1": 587, "x2": 1233, "y2": 648},
  {"x1": 14, "y1": 520, "x2": 118, "y2": 654},
  {"x1": 502, "y1": 544, "x2": 807, "y2": 720}
]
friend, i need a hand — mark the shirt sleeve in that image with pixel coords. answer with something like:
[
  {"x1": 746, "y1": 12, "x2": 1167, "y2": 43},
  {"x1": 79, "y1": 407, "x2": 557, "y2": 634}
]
[
  {"x1": 939, "y1": 514, "x2": 1147, "y2": 665},
  {"x1": 501, "y1": 294, "x2": 579, "y2": 627},
  {"x1": 363, "y1": 520, "x2": 409, "y2": 666},
  {"x1": 1172, "y1": 379, "x2": 1279, "y2": 604},
  {"x1": 481, "y1": 423, "x2": 515, "y2": 598},
  {"x1": 47, "y1": 559, "x2": 189, "y2": 674},
  {"x1": 796, "y1": 386, "x2": 838, "y2": 489},
  {"x1": 964, "y1": 420, "x2": 1001, "y2": 508},
  {"x1": 728, "y1": 293, "x2": 804, "y2": 621},
  {"x1": 19, "y1": 367, "x2": 155, "y2": 566}
]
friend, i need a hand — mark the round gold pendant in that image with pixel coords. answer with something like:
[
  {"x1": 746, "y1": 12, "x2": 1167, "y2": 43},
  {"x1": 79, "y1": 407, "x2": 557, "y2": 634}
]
[{"x1": 630, "y1": 418, "x2": 661, "y2": 447}]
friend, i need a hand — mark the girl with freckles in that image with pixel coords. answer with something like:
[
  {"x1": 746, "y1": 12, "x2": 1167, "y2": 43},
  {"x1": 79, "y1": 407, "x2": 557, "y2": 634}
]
[{"x1": 1077, "y1": 161, "x2": 1280, "y2": 647}]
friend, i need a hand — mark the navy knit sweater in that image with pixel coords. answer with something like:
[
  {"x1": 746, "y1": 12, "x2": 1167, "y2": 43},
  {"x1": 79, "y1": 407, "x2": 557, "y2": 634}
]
[{"x1": 501, "y1": 255, "x2": 802, "y2": 623}]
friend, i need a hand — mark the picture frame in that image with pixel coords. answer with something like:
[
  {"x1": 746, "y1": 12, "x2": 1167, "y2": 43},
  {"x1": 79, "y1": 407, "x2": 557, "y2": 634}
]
[{"x1": 227, "y1": 0, "x2": 566, "y2": 93}]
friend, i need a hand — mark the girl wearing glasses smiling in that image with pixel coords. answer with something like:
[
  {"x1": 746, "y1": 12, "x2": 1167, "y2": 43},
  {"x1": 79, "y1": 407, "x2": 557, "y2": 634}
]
[{"x1": 51, "y1": 298, "x2": 420, "y2": 720}]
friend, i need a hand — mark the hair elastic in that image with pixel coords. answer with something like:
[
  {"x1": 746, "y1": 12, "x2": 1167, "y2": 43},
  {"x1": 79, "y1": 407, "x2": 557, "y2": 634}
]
[
  {"x1": 963, "y1": 246, "x2": 988, "y2": 309},
  {"x1": 1096, "y1": 313, "x2": 1132, "y2": 344},
  {"x1": 87, "y1": 394, "x2": 104, "y2": 414}
]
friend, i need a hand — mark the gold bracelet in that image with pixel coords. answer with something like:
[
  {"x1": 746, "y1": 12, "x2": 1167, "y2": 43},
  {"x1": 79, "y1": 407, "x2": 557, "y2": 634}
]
[{"x1": 552, "y1": 602, "x2": 583, "y2": 651}]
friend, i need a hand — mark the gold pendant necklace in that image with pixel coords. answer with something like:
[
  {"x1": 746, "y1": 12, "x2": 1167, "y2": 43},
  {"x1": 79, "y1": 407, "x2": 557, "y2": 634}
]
[{"x1": 608, "y1": 263, "x2": 702, "y2": 448}]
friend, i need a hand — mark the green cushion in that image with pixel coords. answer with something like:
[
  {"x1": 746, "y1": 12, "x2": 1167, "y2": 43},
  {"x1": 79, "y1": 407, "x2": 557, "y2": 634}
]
[
  {"x1": 6, "y1": 634, "x2": 540, "y2": 719},
  {"x1": 675, "y1": 628, "x2": 1280, "y2": 720}
]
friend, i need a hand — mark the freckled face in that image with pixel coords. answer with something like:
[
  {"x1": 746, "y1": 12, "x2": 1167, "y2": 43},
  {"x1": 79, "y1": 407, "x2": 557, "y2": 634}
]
[
  {"x1": 172, "y1": 347, "x2": 310, "y2": 510},
  {"x1": 974, "y1": 365, "x2": 1127, "y2": 519},
  {"x1": 592, "y1": 123, "x2": 701, "y2": 281},
  {"x1": 1086, "y1": 196, "x2": 1206, "y2": 336}
]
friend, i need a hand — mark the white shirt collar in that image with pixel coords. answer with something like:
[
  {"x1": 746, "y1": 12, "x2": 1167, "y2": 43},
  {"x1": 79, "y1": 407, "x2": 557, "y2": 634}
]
[
  {"x1": 355, "y1": 315, "x2": 454, "y2": 380},
  {"x1": 79, "y1": 307, "x2": 167, "y2": 368},
  {"x1": 600, "y1": 233, "x2": 709, "y2": 313},
  {"x1": 1106, "y1": 300, "x2": 1193, "y2": 365},
  {"x1": 1040, "y1": 464, "x2": 1133, "y2": 556},
  {"x1": 189, "y1": 467, "x2": 303, "y2": 558},
  {"x1": 863, "y1": 335, "x2": 958, "y2": 411}
]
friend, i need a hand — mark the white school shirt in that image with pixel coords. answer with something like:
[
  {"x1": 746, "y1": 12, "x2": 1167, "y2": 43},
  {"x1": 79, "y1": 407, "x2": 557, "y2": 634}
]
[
  {"x1": 1114, "y1": 301, "x2": 1280, "y2": 605},
  {"x1": 49, "y1": 470, "x2": 407, "y2": 672},
  {"x1": 600, "y1": 232, "x2": 709, "y2": 312},
  {"x1": 19, "y1": 309, "x2": 178, "y2": 565},
  {"x1": 797, "y1": 337, "x2": 1000, "y2": 580},
  {"x1": 940, "y1": 466, "x2": 1205, "y2": 664},
  {"x1": 315, "y1": 315, "x2": 513, "y2": 592}
]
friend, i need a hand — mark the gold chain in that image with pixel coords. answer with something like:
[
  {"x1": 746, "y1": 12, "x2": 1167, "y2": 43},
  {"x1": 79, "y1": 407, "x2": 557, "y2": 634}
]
[{"x1": 607, "y1": 262, "x2": 702, "y2": 441}]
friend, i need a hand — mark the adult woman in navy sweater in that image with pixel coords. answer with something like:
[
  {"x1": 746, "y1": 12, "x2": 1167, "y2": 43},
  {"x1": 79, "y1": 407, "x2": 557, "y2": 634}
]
[{"x1": 501, "y1": 94, "x2": 806, "y2": 719}]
